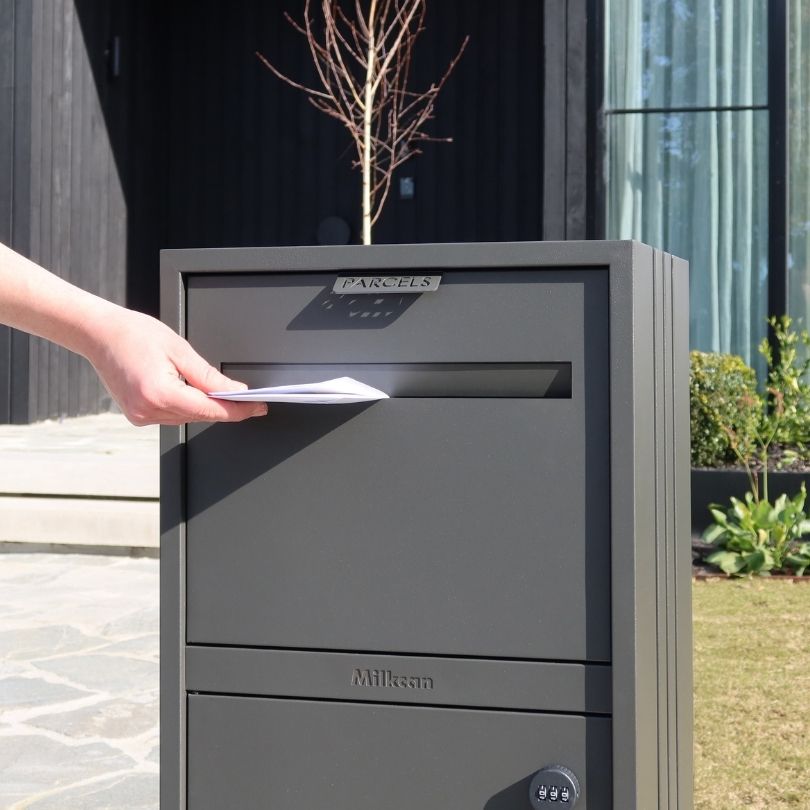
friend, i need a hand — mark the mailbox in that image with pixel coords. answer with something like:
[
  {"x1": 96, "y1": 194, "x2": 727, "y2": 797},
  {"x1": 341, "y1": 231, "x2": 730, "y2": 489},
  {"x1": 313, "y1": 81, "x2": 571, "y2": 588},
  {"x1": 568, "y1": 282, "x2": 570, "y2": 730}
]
[{"x1": 160, "y1": 241, "x2": 692, "y2": 809}]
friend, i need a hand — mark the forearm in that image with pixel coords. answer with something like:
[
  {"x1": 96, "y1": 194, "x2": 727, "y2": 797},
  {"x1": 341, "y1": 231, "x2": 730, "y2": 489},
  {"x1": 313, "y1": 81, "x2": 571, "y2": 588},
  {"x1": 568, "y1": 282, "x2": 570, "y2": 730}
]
[
  {"x1": 0, "y1": 241, "x2": 116, "y2": 363},
  {"x1": 0, "y1": 241, "x2": 265, "y2": 425}
]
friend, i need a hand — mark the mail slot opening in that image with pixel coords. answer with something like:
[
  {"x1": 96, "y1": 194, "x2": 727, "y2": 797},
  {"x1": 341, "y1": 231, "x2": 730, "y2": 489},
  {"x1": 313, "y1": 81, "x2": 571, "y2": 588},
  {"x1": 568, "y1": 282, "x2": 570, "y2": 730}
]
[{"x1": 222, "y1": 362, "x2": 572, "y2": 398}]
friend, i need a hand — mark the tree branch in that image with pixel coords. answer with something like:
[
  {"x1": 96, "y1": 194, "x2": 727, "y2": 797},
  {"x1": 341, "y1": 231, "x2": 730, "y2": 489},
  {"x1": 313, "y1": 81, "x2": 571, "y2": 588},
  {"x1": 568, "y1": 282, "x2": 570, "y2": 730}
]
[{"x1": 257, "y1": 0, "x2": 467, "y2": 243}]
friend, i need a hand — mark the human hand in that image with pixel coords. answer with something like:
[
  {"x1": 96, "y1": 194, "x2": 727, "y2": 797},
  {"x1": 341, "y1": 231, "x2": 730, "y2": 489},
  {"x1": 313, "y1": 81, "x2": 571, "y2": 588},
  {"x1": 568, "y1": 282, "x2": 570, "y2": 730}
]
[{"x1": 86, "y1": 306, "x2": 267, "y2": 426}]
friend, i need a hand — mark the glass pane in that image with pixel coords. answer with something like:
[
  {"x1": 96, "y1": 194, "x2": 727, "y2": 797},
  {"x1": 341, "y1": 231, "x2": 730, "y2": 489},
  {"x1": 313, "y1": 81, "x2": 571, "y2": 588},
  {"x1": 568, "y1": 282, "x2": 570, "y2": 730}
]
[
  {"x1": 606, "y1": 0, "x2": 768, "y2": 110},
  {"x1": 789, "y1": 0, "x2": 810, "y2": 332},
  {"x1": 607, "y1": 110, "x2": 769, "y2": 369}
]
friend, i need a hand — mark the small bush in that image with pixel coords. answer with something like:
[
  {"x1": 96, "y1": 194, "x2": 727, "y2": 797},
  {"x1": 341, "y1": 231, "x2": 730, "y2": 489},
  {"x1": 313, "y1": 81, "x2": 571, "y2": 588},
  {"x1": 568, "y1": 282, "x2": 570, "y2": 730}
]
[
  {"x1": 690, "y1": 351, "x2": 761, "y2": 467},
  {"x1": 759, "y1": 315, "x2": 810, "y2": 449},
  {"x1": 703, "y1": 484, "x2": 810, "y2": 576}
]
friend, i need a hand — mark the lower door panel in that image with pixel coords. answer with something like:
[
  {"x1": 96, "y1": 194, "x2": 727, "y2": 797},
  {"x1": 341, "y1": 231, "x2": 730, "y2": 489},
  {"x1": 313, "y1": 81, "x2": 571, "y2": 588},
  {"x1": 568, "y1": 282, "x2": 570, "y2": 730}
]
[{"x1": 187, "y1": 695, "x2": 611, "y2": 809}]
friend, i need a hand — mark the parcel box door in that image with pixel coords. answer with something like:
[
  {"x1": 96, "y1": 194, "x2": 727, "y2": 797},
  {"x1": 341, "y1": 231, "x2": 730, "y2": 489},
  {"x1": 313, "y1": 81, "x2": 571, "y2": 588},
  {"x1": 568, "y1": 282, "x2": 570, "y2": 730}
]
[
  {"x1": 184, "y1": 270, "x2": 610, "y2": 662},
  {"x1": 187, "y1": 695, "x2": 612, "y2": 809}
]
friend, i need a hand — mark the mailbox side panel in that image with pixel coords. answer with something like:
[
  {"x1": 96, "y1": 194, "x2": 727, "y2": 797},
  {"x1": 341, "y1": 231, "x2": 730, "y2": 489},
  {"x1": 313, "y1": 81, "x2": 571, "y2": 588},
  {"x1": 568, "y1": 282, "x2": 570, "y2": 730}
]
[
  {"x1": 671, "y1": 254, "x2": 693, "y2": 809},
  {"x1": 159, "y1": 257, "x2": 187, "y2": 810},
  {"x1": 652, "y1": 248, "x2": 692, "y2": 810},
  {"x1": 609, "y1": 244, "x2": 692, "y2": 810},
  {"x1": 609, "y1": 243, "x2": 660, "y2": 809}
]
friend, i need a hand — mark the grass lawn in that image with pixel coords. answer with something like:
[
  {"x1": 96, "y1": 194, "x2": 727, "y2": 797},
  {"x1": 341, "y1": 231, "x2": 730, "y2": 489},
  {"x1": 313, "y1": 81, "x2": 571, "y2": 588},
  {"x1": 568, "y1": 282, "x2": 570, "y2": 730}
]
[{"x1": 693, "y1": 579, "x2": 810, "y2": 809}]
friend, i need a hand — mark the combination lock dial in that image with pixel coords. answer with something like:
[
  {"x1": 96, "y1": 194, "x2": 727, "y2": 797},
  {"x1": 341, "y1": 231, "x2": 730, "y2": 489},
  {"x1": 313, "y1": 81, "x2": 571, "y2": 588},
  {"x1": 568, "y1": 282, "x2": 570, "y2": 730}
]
[{"x1": 528, "y1": 765, "x2": 581, "y2": 807}]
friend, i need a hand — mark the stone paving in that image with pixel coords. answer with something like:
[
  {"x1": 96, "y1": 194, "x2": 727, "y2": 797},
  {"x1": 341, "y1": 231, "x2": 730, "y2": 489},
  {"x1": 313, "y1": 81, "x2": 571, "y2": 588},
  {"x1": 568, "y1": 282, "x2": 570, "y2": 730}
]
[{"x1": 0, "y1": 553, "x2": 158, "y2": 809}]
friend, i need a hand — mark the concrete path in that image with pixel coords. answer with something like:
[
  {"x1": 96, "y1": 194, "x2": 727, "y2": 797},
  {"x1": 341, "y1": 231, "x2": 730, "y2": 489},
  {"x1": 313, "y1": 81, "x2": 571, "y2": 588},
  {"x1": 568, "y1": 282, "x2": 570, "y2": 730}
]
[
  {"x1": 0, "y1": 415, "x2": 159, "y2": 553},
  {"x1": 0, "y1": 553, "x2": 159, "y2": 809}
]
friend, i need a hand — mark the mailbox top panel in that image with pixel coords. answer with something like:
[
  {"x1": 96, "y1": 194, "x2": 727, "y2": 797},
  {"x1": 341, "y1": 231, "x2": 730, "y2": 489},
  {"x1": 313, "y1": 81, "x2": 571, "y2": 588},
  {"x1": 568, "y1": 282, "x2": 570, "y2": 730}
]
[
  {"x1": 184, "y1": 268, "x2": 606, "y2": 366},
  {"x1": 161, "y1": 240, "x2": 637, "y2": 278}
]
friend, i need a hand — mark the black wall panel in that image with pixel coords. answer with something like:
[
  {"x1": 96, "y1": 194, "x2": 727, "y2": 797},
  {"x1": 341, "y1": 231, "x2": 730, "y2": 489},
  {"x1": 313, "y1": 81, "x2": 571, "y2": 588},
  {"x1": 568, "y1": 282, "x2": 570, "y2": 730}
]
[
  {"x1": 0, "y1": 0, "x2": 15, "y2": 424},
  {"x1": 159, "y1": 0, "x2": 545, "y2": 250}
]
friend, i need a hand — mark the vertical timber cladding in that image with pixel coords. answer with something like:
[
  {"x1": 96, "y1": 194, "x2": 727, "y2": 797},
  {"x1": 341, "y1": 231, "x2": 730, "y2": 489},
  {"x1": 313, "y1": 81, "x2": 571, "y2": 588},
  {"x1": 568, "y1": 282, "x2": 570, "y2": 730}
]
[
  {"x1": 0, "y1": 0, "x2": 125, "y2": 422},
  {"x1": 0, "y1": 0, "x2": 15, "y2": 421},
  {"x1": 0, "y1": 0, "x2": 30, "y2": 424},
  {"x1": 160, "y1": 241, "x2": 692, "y2": 810}
]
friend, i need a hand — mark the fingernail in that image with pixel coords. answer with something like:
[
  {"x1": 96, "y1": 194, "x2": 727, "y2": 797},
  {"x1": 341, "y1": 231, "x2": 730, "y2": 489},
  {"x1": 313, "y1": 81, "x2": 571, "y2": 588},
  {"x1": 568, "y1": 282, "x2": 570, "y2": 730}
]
[{"x1": 253, "y1": 404, "x2": 269, "y2": 417}]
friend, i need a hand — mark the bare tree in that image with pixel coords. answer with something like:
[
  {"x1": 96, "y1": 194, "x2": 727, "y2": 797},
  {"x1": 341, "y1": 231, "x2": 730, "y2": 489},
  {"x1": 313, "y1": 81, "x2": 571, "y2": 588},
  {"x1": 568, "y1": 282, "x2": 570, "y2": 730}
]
[{"x1": 257, "y1": 0, "x2": 468, "y2": 245}]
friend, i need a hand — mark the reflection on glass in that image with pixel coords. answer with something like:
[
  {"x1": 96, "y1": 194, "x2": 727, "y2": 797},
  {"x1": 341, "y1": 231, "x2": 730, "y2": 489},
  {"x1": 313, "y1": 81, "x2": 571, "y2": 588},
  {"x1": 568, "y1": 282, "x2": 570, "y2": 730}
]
[
  {"x1": 789, "y1": 1, "x2": 810, "y2": 331},
  {"x1": 606, "y1": 0, "x2": 768, "y2": 109},
  {"x1": 607, "y1": 110, "x2": 769, "y2": 367}
]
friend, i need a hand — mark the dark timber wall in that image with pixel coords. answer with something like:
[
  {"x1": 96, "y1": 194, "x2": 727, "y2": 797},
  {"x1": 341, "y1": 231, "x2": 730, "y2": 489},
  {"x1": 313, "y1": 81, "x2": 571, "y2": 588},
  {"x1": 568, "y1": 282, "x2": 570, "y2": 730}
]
[
  {"x1": 1, "y1": 0, "x2": 594, "y2": 423},
  {"x1": 0, "y1": 0, "x2": 125, "y2": 422},
  {"x1": 162, "y1": 0, "x2": 547, "y2": 248},
  {"x1": 0, "y1": 0, "x2": 31, "y2": 424},
  {"x1": 160, "y1": 0, "x2": 590, "y2": 248}
]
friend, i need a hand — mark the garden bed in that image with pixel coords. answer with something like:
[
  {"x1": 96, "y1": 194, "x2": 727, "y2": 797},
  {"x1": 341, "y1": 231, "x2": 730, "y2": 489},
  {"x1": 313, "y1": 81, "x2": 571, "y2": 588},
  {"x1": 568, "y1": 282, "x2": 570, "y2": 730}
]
[
  {"x1": 693, "y1": 571, "x2": 810, "y2": 582},
  {"x1": 691, "y1": 467, "x2": 810, "y2": 534}
]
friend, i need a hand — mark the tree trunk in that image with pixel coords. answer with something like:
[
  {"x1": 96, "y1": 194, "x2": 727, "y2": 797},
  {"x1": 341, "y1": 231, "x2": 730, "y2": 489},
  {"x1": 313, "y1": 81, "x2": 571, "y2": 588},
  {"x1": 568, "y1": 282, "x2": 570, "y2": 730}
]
[{"x1": 362, "y1": 0, "x2": 377, "y2": 245}]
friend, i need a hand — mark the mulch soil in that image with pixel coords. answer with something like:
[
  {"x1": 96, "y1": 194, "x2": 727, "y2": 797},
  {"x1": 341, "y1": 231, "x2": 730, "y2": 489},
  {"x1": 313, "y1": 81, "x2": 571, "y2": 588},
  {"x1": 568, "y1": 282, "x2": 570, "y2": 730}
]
[{"x1": 693, "y1": 443, "x2": 810, "y2": 474}]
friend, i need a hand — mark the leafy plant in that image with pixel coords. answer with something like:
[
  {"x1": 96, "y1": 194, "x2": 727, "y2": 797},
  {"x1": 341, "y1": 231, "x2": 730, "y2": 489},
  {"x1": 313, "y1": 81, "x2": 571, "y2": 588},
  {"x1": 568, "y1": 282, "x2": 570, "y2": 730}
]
[
  {"x1": 701, "y1": 373, "x2": 810, "y2": 575},
  {"x1": 724, "y1": 385, "x2": 787, "y2": 504},
  {"x1": 690, "y1": 351, "x2": 761, "y2": 467},
  {"x1": 698, "y1": 318, "x2": 810, "y2": 576},
  {"x1": 715, "y1": 316, "x2": 810, "y2": 502},
  {"x1": 758, "y1": 314, "x2": 810, "y2": 450},
  {"x1": 703, "y1": 483, "x2": 810, "y2": 576}
]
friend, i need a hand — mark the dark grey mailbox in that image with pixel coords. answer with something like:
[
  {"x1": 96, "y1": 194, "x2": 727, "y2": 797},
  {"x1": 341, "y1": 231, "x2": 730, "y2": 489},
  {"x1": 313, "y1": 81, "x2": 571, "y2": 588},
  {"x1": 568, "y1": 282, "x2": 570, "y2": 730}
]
[{"x1": 160, "y1": 241, "x2": 692, "y2": 809}]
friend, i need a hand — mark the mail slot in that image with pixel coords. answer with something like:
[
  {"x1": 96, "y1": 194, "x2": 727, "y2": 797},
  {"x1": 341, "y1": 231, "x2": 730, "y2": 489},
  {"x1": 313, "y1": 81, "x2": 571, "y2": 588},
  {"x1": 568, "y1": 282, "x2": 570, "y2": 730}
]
[
  {"x1": 160, "y1": 241, "x2": 693, "y2": 809},
  {"x1": 222, "y1": 362, "x2": 573, "y2": 398}
]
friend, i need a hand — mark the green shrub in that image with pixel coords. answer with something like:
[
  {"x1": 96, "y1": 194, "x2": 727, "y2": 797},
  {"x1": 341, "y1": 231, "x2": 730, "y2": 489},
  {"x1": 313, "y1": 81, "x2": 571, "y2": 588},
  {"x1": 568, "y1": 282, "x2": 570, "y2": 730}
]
[
  {"x1": 690, "y1": 351, "x2": 761, "y2": 467},
  {"x1": 759, "y1": 315, "x2": 810, "y2": 449},
  {"x1": 704, "y1": 484, "x2": 810, "y2": 576},
  {"x1": 696, "y1": 319, "x2": 810, "y2": 576}
]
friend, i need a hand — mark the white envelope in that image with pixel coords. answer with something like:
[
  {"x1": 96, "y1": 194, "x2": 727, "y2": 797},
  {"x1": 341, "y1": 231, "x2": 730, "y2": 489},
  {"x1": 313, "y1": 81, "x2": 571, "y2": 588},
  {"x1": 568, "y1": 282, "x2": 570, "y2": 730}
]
[{"x1": 209, "y1": 377, "x2": 389, "y2": 405}]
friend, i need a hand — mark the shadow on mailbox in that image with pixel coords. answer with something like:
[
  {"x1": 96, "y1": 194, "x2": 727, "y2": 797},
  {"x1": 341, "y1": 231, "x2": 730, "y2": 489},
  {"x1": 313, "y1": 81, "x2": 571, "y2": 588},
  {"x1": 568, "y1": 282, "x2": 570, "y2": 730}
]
[{"x1": 288, "y1": 287, "x2": 419, "y2": 330}]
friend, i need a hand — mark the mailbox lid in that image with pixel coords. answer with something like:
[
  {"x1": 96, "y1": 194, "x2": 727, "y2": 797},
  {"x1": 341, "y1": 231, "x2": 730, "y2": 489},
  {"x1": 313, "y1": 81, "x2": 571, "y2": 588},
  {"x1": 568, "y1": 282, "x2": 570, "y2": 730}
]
[
  {"x1": 184, "y1": 269, "x2": 610, "y2": 661},
  {"x1": 187, "y1": 695, "x2": 612, "y2": 810}
]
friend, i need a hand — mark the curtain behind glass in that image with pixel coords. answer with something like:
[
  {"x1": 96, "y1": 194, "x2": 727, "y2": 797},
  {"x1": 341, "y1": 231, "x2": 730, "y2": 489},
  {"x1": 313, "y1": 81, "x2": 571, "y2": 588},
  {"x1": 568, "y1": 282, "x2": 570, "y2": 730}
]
[
  {"x1": 789, "y1": 0, "x2": 810, "y2": 330},
  {"x1": 607, "y1": 0, "x2": 767, "y2": 109},
  {"x1": 606, "y1": 0, "x2": 769, "y2": 368}
]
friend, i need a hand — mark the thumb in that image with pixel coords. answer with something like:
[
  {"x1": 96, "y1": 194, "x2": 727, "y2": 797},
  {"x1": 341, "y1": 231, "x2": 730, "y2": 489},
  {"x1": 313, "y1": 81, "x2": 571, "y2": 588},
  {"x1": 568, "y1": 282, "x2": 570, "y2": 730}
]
[{"x1": 174, "y1": 342, "x2": 247, "y2": 394}]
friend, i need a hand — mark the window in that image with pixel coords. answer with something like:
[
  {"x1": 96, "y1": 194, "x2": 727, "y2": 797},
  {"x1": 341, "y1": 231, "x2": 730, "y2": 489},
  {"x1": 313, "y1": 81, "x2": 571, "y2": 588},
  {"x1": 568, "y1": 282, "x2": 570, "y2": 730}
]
[{"x1": 604, "y1": 1, "x2": 770, "y2": 369}]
